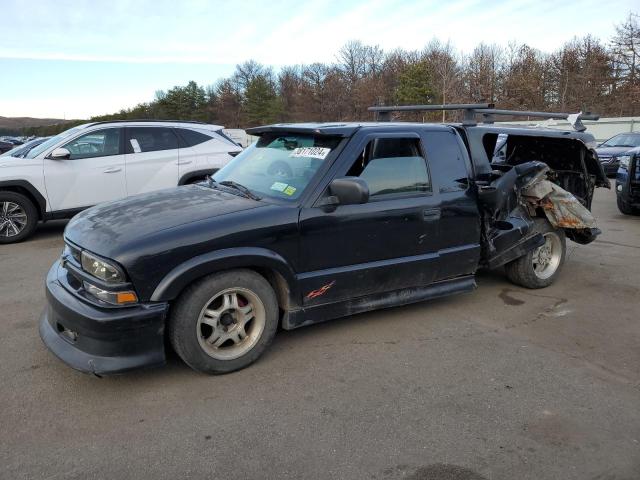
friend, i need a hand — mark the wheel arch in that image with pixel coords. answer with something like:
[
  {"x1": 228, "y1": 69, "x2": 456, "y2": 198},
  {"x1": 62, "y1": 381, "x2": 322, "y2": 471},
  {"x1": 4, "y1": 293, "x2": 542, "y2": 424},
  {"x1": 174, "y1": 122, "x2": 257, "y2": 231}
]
[
  {"x1": 150, "y1": 247, "x2": 301, "y2": 311},
  {"x1": 178, "y1": 169, "x2": 218, "y2": 186},
  {"x1": 0, "y1": 180, "x2": 46, "y2": 219}
]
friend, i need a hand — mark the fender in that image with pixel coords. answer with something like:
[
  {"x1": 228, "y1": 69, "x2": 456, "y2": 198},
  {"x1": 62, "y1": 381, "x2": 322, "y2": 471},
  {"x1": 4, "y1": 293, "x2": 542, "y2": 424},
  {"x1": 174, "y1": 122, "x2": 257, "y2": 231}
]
[
  {"x1": 178, "y1": 169, "x2": 218, "y2": 186},
  {"x1": 150, "y1": 246, "x2": 301, "y2": 307},
  {"x1": 0, "y1": 180, "x2": 47, "y2": 216}
]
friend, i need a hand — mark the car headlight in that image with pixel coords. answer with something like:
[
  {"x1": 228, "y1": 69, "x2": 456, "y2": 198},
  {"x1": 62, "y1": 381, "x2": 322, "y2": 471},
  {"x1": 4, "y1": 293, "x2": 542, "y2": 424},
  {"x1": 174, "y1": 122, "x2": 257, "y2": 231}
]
[
  {"x1": 81, "y1": 250, "x2": 126, "y2": 283},
  {"x1": 618, "y1": 155, "x2": 631, "y2": 170}
]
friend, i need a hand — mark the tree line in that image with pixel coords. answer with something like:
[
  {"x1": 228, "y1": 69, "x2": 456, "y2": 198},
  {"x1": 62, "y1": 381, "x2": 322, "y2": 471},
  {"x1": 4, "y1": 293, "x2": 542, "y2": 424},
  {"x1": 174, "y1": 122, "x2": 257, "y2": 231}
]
[{"x1": 28, "y1": 13, "x2": 639, "y2": 136}]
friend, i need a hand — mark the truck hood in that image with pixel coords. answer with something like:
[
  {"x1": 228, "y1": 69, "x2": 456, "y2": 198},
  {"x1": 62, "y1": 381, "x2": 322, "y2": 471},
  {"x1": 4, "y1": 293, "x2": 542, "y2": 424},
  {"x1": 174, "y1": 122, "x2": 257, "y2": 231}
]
[{"x1": 65, "y1": 185, "x2": 266, "y2": 256}]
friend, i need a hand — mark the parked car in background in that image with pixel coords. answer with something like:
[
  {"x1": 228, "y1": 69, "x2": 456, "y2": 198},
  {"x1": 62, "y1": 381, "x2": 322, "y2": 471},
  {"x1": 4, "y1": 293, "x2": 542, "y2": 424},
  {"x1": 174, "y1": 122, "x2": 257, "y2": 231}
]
[
  {"x1": 0, "y1": 137, "x2": 24, "y2": 146},
  {"x1": 615, "y1": 146, "x2": 640, "y2": 215},
  {"x1": 0, "y1": 140, "x2": 15, "y2": 154},
  {"x1": 0, "y1": 120, "x2": 242, "y2": 243},
  {"x1": 596, "y1": 132, "x2": 640, "y2": 176},
  {"x1": 0, "y1": 137, "x2": 50, "y2": 159},
  {"x1": 223, "y1": 129, "x2": 257, "y2": 148}
]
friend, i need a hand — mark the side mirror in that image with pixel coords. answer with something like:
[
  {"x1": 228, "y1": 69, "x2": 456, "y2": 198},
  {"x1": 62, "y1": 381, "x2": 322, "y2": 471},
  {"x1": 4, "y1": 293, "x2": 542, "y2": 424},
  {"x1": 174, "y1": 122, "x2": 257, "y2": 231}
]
[
  {"x1": 50, "y1": 147, "x2": 70, "y2": 160},
  {"x1": 321, "y1": 177, "x2": 369, "y2": 208}
]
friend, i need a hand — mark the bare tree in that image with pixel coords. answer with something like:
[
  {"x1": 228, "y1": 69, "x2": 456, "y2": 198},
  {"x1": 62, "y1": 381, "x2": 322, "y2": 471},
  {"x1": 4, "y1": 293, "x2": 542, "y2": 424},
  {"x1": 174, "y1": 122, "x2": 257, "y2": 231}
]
[
  {"x1": 464, "y1": 43, "x2": 503, "y2": 104},
  {"x1": 611, "y1": 13, "x2": 640, "y2": 114},
  {"x1": 233, "y1": 60, "x2": 266, "y2": 91},
  {"x1": 423, "y1": 39, "x2": 461, "y2": 121}
]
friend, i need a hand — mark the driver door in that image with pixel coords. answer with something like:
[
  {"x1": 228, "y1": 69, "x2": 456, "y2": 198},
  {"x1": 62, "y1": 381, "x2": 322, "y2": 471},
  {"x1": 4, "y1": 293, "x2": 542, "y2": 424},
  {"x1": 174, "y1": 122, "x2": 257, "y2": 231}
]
[
  {"x1": 298, "y1": 132, "x2": 442, "y2": 306},
  {"x1": 43, "y1": 127, "x2": 127, "y2": 211}
]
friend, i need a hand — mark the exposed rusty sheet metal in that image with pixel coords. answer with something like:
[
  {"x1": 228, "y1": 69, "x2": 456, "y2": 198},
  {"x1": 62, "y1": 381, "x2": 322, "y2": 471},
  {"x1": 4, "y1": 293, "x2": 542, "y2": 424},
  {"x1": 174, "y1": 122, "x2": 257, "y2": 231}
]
[{"x1": 523, "y1": 179, "x2": 596, "y2": 229}]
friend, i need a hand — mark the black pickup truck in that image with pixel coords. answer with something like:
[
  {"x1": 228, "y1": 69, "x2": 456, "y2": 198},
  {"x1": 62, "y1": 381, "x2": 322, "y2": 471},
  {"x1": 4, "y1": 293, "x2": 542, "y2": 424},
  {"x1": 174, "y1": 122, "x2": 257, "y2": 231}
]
[{"x1": 39, "y1": 106, "x2": 609, "y2": 376}]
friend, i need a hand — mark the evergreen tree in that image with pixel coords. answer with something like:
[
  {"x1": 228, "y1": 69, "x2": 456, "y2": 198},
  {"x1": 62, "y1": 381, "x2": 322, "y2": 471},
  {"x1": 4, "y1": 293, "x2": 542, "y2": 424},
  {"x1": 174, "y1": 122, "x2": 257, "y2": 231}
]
[
  {"x1": 395, "y1": 61, "x2": 434, "y2": 105},
  {"x1": 244, "y1": 75, "x2": 282, "y2": 126}
]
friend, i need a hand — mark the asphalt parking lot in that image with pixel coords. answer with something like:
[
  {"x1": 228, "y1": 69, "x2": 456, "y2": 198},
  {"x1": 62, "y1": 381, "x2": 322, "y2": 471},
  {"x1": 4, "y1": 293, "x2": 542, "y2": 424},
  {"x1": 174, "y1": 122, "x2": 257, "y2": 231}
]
[{"x1": 1, "y1": 185, "x2": 639, "y2": 480}]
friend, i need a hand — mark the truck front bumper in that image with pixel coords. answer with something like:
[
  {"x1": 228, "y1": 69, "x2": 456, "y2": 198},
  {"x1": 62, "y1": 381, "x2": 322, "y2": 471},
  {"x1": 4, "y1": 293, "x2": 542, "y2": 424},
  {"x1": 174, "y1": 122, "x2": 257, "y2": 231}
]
[
  {"x1": 616, "y1": 166, "x2": 640, "y2": 207},
  {"x1": 39, "y1": 261, "x2": 169, "y2": 375}
]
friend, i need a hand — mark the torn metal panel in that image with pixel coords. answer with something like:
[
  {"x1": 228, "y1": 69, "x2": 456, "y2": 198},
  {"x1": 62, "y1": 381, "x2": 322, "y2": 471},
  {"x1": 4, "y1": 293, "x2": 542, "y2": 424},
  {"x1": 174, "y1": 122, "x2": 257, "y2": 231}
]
[{"x1": 523, "y1": 179, "x2": 597, "y2": 229}]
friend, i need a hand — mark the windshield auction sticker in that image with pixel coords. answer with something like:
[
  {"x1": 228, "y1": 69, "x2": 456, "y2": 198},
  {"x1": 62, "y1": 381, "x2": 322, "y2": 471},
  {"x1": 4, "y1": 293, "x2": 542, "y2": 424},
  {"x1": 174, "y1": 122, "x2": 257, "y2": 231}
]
[
  {"x1": 270, "y1": 182, "x2": 297, "y2": 196},
  {"x1": 270, "y1": 182, "x2": 288, "y2": 192},
  {"x1": 289, "y1": 147, "x2": 331, "y2": 160}
]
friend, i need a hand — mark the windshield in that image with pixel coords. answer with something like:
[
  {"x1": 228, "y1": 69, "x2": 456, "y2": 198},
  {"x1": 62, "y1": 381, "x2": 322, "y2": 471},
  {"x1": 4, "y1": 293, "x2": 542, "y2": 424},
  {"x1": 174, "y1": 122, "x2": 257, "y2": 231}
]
[
  {"x1": 212, "y1": 133, "x2": 342, "y2": 201},
  {"x1": 25, "y1": 126, "x2": 84, "y2": 159},
  {"x1": 601, "y1": 133, "x2": 640, "y2": 148}
]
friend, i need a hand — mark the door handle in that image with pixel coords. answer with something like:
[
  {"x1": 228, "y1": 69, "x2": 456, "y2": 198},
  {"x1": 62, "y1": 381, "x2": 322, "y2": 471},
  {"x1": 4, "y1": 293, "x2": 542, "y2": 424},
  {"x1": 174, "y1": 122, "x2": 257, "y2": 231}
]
[
  {"x1": 422, "y1": 208, "x2": 441, "y2": 220},
  {"x1": 103, "y1": 167, "x2": 122, "y2": 173},
  {"x1": 176, "y1": 160, "x2": 192, "y2": 165}
]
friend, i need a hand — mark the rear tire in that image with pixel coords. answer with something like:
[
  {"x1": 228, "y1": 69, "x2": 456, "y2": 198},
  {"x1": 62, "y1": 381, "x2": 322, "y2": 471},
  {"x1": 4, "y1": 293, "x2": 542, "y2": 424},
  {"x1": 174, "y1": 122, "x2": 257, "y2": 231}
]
[
  {"x1": 0, "y1": 191, "x2": 38, "y2": 244},
  {"x1": 505, "y1": 218, "x2": 566, "y2": 289},
  {"x1": 168, "y1": 269, "x2": 279, "y2": 374}
]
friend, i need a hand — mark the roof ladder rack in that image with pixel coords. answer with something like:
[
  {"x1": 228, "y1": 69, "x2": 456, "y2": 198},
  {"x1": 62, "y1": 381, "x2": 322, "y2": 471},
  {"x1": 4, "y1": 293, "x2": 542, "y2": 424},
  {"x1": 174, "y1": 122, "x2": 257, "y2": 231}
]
[
  {"x1": 368, "y1": 104, "x2": 600, "y2": 132},
  {"x1": 368, "y1": 104, "x2": 494, "y2": 125}
]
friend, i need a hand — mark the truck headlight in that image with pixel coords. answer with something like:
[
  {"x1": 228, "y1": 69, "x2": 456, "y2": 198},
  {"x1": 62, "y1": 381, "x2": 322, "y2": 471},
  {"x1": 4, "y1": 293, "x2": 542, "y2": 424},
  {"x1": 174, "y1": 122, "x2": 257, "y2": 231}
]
[
  {"x1": 83, "y1": 282, "x2": 138, "y2": 305},
  {"x1": 618, "y1": 155, "x2": 631, "y2": 170},
  {"x1": 81, "y1": 250, "x2": 125, "y2": 283}
]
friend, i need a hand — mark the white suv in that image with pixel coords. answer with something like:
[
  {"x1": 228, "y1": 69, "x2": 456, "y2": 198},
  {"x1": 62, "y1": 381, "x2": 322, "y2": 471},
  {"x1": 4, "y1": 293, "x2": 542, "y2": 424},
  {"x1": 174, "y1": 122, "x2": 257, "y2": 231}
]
[{"x1": 0, "y1": 120, "x2": 242, "y2": 243}]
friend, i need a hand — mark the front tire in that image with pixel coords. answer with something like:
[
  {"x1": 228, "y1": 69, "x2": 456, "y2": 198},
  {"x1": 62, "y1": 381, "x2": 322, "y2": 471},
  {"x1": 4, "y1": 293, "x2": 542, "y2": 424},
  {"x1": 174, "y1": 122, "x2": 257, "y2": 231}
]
[
  {"x1": 505, "y1": 218, "x2": 566, "y2": 289},
  {"x1": 168, "y1": 269, "x2": 279, "y2": 374},
  {"x1": 617, "y1": 196, "x2": 638, "y2": 215},
  {"x1": 0, "y1": 191, "x2": 38, "y2": 244}
]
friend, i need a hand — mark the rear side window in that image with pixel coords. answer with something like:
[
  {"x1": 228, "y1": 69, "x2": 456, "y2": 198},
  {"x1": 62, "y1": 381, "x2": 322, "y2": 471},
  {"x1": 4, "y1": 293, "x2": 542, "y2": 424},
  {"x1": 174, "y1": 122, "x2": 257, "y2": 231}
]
[
  {"x1": 347, "y1": 138, "x2": 431, "y2": 198},
  {"x1": 127, "y1": 127, "x2": 179, "y2": 153},
  {"x1": 63, "y1": 128, "x2": 121, "y2": 160},
  {"x1": 176, "y1": 128, "x2": 213, "y2": 148},
  {"x1": 422, "y1": 131, "x2": 469, "y2": 193}
]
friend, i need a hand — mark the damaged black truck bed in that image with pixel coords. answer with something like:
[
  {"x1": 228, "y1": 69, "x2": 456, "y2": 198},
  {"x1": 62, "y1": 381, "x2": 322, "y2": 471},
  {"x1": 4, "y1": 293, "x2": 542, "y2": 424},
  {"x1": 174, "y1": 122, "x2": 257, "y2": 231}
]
[{"x1": 41, "y1": 105, "x2": 610, "y2": 375}]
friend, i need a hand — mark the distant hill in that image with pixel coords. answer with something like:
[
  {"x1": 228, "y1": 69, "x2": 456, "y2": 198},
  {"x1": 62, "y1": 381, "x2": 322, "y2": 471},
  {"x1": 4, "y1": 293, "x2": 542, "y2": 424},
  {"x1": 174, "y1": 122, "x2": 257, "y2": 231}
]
[{"x1": 0, "y1": 116, "x2": 80, "y2": 135}]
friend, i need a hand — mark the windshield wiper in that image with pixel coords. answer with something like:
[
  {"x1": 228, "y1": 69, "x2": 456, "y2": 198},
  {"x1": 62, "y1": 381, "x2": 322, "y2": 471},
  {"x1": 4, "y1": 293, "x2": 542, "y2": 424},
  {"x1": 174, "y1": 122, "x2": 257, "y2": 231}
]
[{"x1": 219, "y1": 180, "x2": 262, "y2": 201}]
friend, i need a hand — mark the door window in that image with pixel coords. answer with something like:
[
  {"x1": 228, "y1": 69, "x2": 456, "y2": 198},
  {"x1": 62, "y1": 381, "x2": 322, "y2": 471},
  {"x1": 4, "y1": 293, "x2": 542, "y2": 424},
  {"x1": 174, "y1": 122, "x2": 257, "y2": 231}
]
[
  {"x1": 63, "y1": 128, "x2": 121, "y2": 160},
  {"x1": 346, "y1": 138, "x2": 431, "y2": 198},
  {"x1": 127, "y1": 127, "x2": 179, "y2": 153}
]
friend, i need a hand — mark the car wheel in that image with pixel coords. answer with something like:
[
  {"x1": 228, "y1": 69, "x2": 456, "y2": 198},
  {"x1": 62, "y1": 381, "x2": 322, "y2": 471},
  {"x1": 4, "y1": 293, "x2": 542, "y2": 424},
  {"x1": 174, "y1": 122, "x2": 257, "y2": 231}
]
[
  {"x1": 616, "y1": 196, "x2": 638, "y2": 215},
  {"x1": 0, "y1": 192, "x2": 38, "y2": 244},
  {"x1": 168, "y1": 269, "x2": 279, "y2": 374},
  {"x1": 505, "y1": 218, "x2": 566, "y2": 289}
]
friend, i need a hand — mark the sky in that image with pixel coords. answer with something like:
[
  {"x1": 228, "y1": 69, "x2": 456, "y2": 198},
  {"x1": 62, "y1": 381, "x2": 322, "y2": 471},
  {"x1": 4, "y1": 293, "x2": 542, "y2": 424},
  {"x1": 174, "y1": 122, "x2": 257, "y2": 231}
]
[{"x1": 0, "y1": 0, "x2": 637, "y2": 119}]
